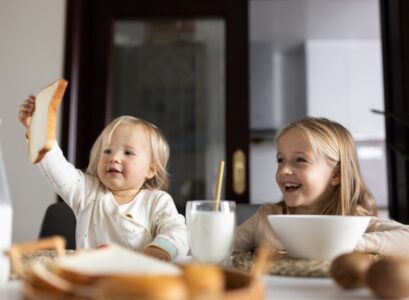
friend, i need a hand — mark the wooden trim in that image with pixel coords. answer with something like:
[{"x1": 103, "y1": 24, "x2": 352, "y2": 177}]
[
  {"x1": 380, "y1": 0, "x2": 409, "y2": 222},
  {"x1": 62, "y1": 0, "x2": 83, "y2": 163},
  {"x1": 225, "y1": 0, "x2": 249, "y2": 203}
]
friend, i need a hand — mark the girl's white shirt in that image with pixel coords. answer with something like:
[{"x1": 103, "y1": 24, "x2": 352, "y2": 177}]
[{"x1": 37, "y1": 142, "x2": 188, "y2": 259}]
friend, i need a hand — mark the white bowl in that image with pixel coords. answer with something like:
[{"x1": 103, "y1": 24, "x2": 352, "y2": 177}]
[{"x1": 267, "y1": 215, "x2": 371, "y2": 260}]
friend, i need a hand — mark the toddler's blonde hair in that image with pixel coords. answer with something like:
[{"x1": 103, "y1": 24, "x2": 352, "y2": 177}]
[
  {"x1": 86, "y1": 116, "x2": 170, "y2": 191},
  {"x1": 276, "y1": 117, "x2": 376, "y2": 216}
]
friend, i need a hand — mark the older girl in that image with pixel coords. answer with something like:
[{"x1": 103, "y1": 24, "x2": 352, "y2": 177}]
[{"x1": 235, "y1": 117, "x2": 409, "y2": 257}]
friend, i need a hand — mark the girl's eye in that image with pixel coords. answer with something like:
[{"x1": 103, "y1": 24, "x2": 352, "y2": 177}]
[
  {"x1": 125, "y1": 150, "x2": 135, "y2": 156},
  {"x1": 296, "y1": 157, "x2": 307, "y2": 163},
  {"x1": 277, "y1": 158, "x2": 283, "y2": 164},
  {"x1": 103, "y1": 149, "x2": 111, "y2": 155}
]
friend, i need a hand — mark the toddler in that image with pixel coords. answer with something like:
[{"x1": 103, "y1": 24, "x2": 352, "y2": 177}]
[
  {"x1": 19, "y1": 96, "x2": 188, "y2": 261},
  {"x1": 235, "y1": 117, "x2": 409, "y2": 257}
]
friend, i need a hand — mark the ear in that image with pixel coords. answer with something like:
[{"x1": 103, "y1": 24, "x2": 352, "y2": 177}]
[
  {"x1": 146, "y1": 162, "x2": 157, "y2": 180},
  {"x1": 330, "y1": 165, "x2": 341, "y2": 186}
]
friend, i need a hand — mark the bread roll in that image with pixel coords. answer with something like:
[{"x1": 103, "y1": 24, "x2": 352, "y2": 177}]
[
  {"x1": 28, "y1": 78, "x2": 68, "y2": 163},
  {"x1": 182, "y1": 263, "x2": 225, "y2": 299}
]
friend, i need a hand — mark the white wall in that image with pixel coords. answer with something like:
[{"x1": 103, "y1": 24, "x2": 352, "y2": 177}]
[
  {"x1": 0, "y1": 0, "x2": 66, "y2": 242},
  {"x1": 306, "y1": 40, "x2": 385, "y2": 140}
]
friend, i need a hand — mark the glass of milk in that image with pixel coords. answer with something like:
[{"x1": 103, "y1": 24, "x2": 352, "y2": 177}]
[
  {"x1": 0, "y1": 118, "x2": 12, "y2": 284},
  {"x1": 186, "y1": 200, "x2": 236, "y2": 264}
]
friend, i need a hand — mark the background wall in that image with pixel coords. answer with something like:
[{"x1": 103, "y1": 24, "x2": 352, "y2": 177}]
[
  {"x1": 0, "y1": 0, "x2": 66, "y2": 242},
  {"x1": 249, "y1": 0, "x2": 388, "y2": 210}
]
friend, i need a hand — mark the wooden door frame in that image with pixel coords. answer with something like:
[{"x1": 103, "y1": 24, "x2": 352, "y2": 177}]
[
  {"x1": 380, "y1": 0, "x2": 409, "y2": 223},
  {"x1": 62, "y1": 0, "x2": 250, "y2": 203}
]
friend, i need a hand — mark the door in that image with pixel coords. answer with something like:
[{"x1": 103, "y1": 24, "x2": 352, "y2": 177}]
[{"x1": 62, "y1": 0, "x2": 249, "y2": 211}]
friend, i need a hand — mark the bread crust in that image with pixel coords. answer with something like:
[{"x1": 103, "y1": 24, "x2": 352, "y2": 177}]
[{"x1": 29, "y1": 78, "x2": 68, "y2": 163}]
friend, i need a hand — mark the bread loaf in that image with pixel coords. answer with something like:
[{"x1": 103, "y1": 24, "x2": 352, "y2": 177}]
[{"x1": 28, "y1": 78, "x2": 68, "y2": 163}]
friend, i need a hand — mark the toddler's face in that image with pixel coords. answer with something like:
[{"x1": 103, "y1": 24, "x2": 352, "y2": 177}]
[
  {"x1": 275, "y1": 127, "x2": 337, "y2": 214},
  {"x1": 97, "y1": 123, "x2": 155, "y2": 202}
]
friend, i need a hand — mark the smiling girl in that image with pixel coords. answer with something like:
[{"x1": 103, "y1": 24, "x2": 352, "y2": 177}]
[
  {"x1": 235, "y1": 117, "x2": 409, "y2": 257},
  {"x1": 19, "y1": 96, "x2": 188, "y2": 261}
]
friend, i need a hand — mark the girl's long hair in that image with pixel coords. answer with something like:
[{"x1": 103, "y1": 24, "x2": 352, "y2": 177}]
[{"x1": 276, "y1": 117, "x2": 376, "y2": 216}]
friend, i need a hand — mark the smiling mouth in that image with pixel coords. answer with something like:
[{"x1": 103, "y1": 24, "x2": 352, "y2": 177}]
[
  {"x1": 284, "y1": 183, "x2": 301, "y2": 192},
  {"x1": 108, "y1": 168, "x2": 121, "y2": 174}
]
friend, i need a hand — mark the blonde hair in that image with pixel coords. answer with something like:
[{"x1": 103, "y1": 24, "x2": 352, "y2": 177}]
[
  {"x1": 276, "y1": 117, "x2": 376, "y2": 216},
  {"x1": 86, "y1": 116, "x2": 170, "y2": 191}
]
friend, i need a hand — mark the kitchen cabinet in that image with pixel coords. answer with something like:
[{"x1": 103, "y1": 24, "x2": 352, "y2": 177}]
[{"x1": 305, "y1": 40, "x2": 385, "y2": 140}]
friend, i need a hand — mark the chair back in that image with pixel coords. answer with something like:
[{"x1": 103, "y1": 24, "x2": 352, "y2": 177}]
[{"x1": 39, "y1": 202, "x2": 76, "y2": 249}]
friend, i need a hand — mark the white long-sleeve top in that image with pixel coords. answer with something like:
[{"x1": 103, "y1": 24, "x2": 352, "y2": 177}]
[
  {"x1": 235, "y1": 203, "x2": 409, "y2": 258},
  {"x1": 37, "y1": 142, "x2": 188, "y2": 260}
]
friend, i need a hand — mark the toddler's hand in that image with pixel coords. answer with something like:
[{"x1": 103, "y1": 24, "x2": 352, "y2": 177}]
[
  {"x1": 143, "y1": 246, "x2": 171, "y2": 262},
  {"x1": 18, "y1": 96, "x2": 36, "y2": 129}
]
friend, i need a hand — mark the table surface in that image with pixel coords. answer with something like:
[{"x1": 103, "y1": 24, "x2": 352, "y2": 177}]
[
  {"x1": 0, "y1": 276, "x2": 382, "y2": 300},
  {"x1": 264, "y1": 276, "x2": 377, "y2": 299}
]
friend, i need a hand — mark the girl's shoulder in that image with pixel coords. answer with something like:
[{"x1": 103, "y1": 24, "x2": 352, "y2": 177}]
[{"x1": 257, "y1": 202, "x2": 285, "y2": 216}]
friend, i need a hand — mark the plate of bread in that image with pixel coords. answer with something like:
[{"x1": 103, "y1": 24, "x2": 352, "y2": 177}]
[{"x1": 9, "y1": 236, "x2": 267, "y2": 300}]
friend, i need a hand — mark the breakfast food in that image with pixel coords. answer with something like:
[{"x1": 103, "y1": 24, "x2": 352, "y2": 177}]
[
  {"x1": 52, "y1": 244, "x2": 182, "y2": 285},
  {"x1": 182, "y1": 263, "x2": 225, "y2": 299},
  {"x1": 366, "y1": 256, "x2": 409, "y2": 299},
  {"x1": 330, "y1": 252, "x2": 374, "y2": 289},
  {"x1": 96, "y1": 276, "x2": 188, "y2": 300},
  {"x1": 16, "y1": 241, "x2": 263, "y2": 300},
  {"x1": 25, "y1": 245, "x2": 186, "y2": 298},
  {"x1": 27, "y1": 262, "x2": 93, "y2": 298},
  {"x1": 28, "y1": 78, "x2": 68, "y2": 163}
]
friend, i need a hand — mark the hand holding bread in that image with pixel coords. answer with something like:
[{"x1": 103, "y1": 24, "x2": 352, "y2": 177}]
[{"x1": 18, "y1": 79, "x2": 68, "y2": 163}]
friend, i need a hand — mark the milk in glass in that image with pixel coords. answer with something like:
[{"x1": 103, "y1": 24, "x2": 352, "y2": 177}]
[
  {"x1": 188, "y1": 210, "x2": 235, "y2": 264},
  {"x1": 0, "y1": 119, "x2": 12, "y2": 284}
]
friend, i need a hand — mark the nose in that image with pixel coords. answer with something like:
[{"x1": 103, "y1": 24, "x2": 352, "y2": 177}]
[
  {"x1": 109, "y1": 150, "x2": 122, "y2": 163},
  {"x1": 277, "y1": 162, "x2": 293, "y2": 176}
]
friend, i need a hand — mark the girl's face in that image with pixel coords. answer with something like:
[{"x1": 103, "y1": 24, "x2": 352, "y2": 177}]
[
  {"x1": 97, "y1": 123, "x2": 155, "y2": 203},
  {"x1": 276, "y1": 127, "x2": 338, "y2": 214}
]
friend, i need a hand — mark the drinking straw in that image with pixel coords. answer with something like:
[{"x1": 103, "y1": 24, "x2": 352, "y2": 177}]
[{"x1": 214, "y1": 160, "x2": 225, "y2": 211}]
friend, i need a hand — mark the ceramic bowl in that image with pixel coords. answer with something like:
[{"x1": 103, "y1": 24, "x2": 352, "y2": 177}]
[{"x1": 267, "y1": 215, "x2": 371, "y2": 260}]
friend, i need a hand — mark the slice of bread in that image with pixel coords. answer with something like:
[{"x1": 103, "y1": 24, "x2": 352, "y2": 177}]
[
  {"x1": 52, "y1": 244, "x2": 182, "y2": 285},
  {"x1": 28, "y1": 78, "x2": 68, "y2": 163}
]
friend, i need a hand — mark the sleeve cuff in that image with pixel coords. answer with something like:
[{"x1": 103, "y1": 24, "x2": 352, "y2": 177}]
[{"x1": 145, "y1": 236, "x2": 178, "y2": 260}]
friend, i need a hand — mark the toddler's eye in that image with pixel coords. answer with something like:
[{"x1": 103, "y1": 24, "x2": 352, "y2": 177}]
[
  {"x1": 296, "y1": 157, "x2": 307, "y2": 163},
  {"x1": 125, "y1": 150, "x2": 135, "y2": 156},
  {"x1": 277, "y1": 158, "x2": 283, "y2": 164},
  {"x1": 103, "y1": 149, "x2": 111, "y2": 155}
]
